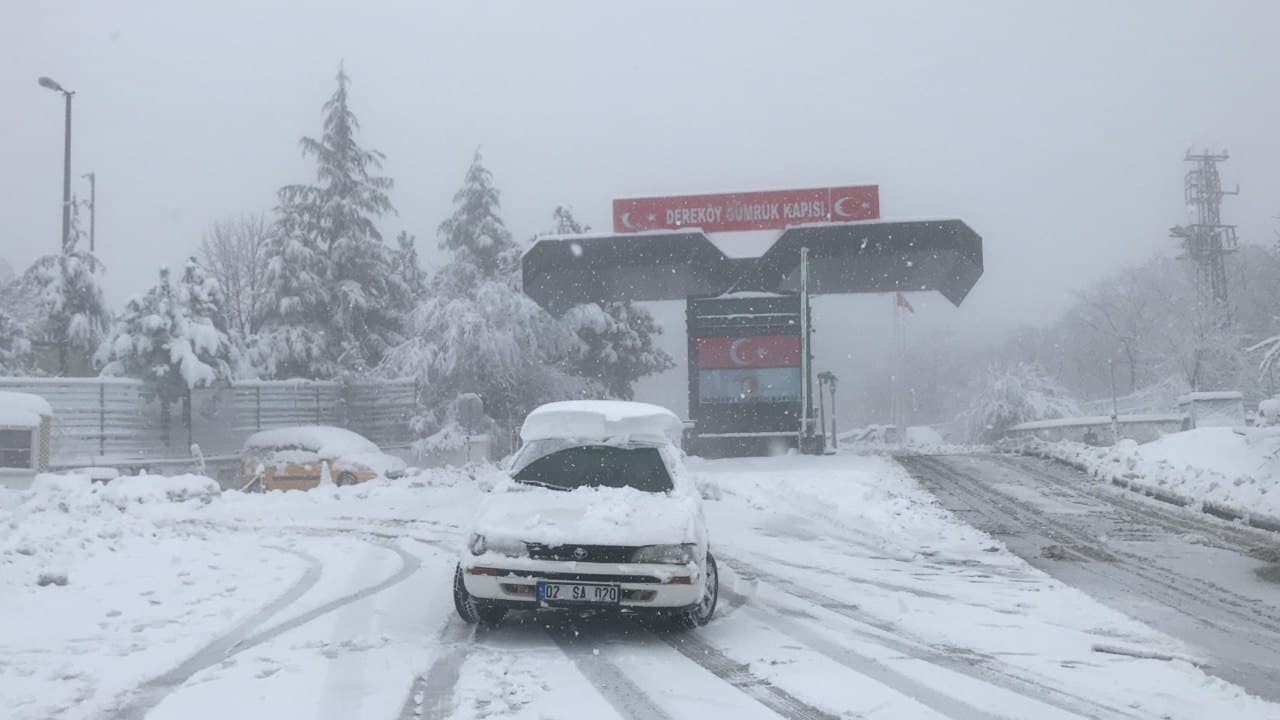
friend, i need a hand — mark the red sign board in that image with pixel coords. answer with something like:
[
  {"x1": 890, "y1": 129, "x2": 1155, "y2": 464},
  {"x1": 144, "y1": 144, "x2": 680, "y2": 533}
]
[
  {"x1": 696, "y1": 335, "x2": 801, "y2": 369},
  {"x1": 613, "y1": 185, "x2": 878, "y2": 234}
]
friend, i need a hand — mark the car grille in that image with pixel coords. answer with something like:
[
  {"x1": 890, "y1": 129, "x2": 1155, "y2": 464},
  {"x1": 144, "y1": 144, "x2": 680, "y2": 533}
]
[
  {"x1": 526, "y1": 543, "x2": 640, "y2": 563},
  {"x1": 495, "y1": 569, "x2": 662, "y2": 584}
]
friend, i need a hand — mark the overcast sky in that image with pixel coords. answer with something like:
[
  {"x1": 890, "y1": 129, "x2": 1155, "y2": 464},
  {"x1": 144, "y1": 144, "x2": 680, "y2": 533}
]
[{"x1": 5, "y1": 1, "x2": 1279, "y2": 417}]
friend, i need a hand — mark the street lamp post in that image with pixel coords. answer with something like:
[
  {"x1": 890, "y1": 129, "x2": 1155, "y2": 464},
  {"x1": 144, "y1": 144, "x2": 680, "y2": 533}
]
[
  {"x1": 81, "y1": 172, "x2": 95, "y2": 253},
  {"x1": 38, "y1": 76, "x2": 74, "y2": 251}
]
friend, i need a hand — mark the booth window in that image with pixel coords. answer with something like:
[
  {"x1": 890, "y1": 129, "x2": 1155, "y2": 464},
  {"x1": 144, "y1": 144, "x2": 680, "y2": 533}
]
[{"x1": 0, "y1": 429, "x2": 32, "y2": 468}]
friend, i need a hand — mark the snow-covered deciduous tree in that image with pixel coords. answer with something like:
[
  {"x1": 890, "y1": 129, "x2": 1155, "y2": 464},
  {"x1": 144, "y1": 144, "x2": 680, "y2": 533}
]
[
  {"x1": 23, "y1": 200, "x2": 109, "y2": 374},
  {"x1": 437, "y1": 149, "x2": 519, "y2": 280},
  {"x1": 257, "y1": 64, "x2": 403, "y2": 379},
  {"x1": 97, "y1": 261, "x2": 233, "y2": 408},
  {"x1": 958, "y1": 362, "x2": 1081, "y2": 442},
  {"x1": 0, "y1": 308, "x2": 31, "y2": 374},
  {"x1": 199, "y1": 213, "x2": 272, "y2": 341},
  {"x1": 545, "y1": 206, "x2": 674, "y2": 399}
]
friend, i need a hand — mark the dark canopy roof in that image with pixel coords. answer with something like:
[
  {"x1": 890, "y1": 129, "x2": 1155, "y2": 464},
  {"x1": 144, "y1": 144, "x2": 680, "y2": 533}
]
[{"x1": 522, "y1": 219, "x2": 982, "y2": 314}]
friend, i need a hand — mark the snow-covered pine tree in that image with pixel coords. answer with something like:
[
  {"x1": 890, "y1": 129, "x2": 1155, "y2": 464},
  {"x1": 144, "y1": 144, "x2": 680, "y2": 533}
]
[
  {"x1": 548, "y1": 206, "x2": 675, "y2": 399},
  {"x1": 258, "y1": 64, "x2": 401, "y2": 379},
  {"x1": 392, "y1": 231, "x2": 427, "y2": 306},
  {"x1": 437, "y1": 149, "x2": 520, "y2": 281},
  {"x1": 97, "y1": 264, "x2": 232, "y2": 409},
  {"x1": 176, "y1": 257, "x2": 234, "y2": 384},
  {"x1": 23, "y1": 197, "x2": 109, "y2": 374},
  {"x1": 382, "y1": 163, "x2": 596, "y2": 450}
]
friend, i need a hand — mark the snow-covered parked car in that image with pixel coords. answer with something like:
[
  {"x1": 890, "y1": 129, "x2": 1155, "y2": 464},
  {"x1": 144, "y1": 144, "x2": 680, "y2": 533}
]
[
  {"x1": 241, "y1": 425, "x2": 407, "y2": 491},
  {"x1": 453, "y1": 400, "x2": 718, "y2": 628}
]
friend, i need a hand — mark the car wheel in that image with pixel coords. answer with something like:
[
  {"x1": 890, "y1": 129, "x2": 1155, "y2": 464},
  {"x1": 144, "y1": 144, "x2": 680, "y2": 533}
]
[
  {"x1": 453, "y1": 565, "x2": 506, "y2": 626},
  {"x1": 674, "y1": 553, "x2": 718, "y2": 629},
  {"x1": 336, "y1": 472, "x2": 359, "y2": 486}
]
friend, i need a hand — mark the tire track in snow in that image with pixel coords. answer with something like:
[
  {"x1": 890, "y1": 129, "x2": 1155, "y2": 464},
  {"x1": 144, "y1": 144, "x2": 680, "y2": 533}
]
[
  {"x1": 720, "y1": 554, "x2": 1130, "y2": 720},
  {"x1": 111, "y1": 536, "x2": 422, "y2": 720},
  {"x1": 230, "y1": 541, "x2": 421, "y2": 655},
  {"x1": 545, "y1": 622, "x2": 675, "y2": 720},
  {"x1": 110, "y1": 545, "x2": 323, "y2": 720},
  {"x1": 397, "y1": 617, "x2": 473, "y2": 720},
  {"x1": 653, "y1": 629, "x2": 841, "y2": 720}
]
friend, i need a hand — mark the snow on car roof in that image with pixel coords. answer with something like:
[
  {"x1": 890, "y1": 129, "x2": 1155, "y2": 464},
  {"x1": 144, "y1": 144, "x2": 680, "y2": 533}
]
[
  {"x1": 244, "y1": 425, "x2": 380, "y2": 456},
  {"x1": 0, "y1": 391, "x2": 53, "y2": 428},
  {"x1": 520, "y1": 401, "x2": 683, "y2": 443}
]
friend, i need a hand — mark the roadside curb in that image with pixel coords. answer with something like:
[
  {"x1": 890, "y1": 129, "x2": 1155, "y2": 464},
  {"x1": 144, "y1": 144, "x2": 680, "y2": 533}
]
[{"x1": 1007, "y1": 445, "x2": 1280, "y2": 538}]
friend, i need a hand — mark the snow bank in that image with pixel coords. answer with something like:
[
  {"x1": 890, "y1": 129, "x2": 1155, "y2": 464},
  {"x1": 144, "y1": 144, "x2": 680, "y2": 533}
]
[
  {"x1": 2, "y1": 473, "x2": 221, "y2": 591},
  {"x1": 0, "y1": 390, "x2": 52, "y2": 427},
  {"x1": 1008, "y1": 428, "x2": 1280, "y2": 526},
  {"x1": 520, "y1": 400, "x2": 683, "y2": 443},
  {"x1": 244, "y1": 425, "x2": 380, "y2": 456}
]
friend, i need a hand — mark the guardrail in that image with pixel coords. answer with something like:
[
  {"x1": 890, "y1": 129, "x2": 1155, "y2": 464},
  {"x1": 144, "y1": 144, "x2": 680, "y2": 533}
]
[{"x1": 1005, "y1": 414, "x2": 1186, "y2": 445}]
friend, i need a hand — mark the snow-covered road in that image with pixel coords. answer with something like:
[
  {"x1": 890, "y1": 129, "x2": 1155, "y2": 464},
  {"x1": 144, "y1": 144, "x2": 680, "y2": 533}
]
[
  {"x1": 900, "y1": 453, "x2": 1280, "y2": 704},
  {"x1": 3, "y1": 455, "x2": 1277, "y2": 719}
]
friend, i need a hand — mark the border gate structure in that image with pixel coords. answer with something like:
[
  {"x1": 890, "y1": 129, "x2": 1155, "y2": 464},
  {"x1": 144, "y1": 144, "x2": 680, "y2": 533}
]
[{"x1": 521, "y1": 184, "x2": 984, "y2": 456}]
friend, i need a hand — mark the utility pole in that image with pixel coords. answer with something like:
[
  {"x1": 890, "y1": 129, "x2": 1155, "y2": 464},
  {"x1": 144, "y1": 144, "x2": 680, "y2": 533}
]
[
  {"x1": 38, "y1": 77, "x2": 75, "y2": 252},
  {"x1": 82, "y1": 172, "x2": 96, "y2": 253},
  {"x1": 1109, "y1": 358, "x2": 1120, "y2": 445},
  {"x1": 1170, "y1": 150, "x2": 1238, "y2": 323}
]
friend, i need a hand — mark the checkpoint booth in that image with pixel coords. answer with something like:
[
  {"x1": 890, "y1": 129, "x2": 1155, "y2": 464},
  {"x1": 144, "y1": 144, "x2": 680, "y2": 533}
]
[
  {"x1": 0, "y1": 391, "x2": 54, "y2": 489},
  {"x1": 522, "y1": 185, "x2": 983, "y2": 457}
]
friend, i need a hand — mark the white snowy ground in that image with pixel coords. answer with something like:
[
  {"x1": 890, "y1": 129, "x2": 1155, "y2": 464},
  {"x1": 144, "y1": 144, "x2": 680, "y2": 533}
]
[
  {"x1": 1012, "y1": 427, "x2": 1280, "y2": 523},
  {"x1": 2, "y1": 454, "x2": 1277, "y2": 719}
]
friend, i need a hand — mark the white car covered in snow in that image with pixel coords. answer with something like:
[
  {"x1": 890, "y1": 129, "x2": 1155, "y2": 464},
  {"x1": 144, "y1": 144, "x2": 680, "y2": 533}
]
[{"x1": 454, "y1": 400, "x2": 718, "y2": 628}]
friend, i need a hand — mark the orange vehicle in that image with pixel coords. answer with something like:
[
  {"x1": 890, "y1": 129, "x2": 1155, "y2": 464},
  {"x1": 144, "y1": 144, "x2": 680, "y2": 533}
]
[{"x1": 241, "y1": 426, "x2": 407, "y2": 492}]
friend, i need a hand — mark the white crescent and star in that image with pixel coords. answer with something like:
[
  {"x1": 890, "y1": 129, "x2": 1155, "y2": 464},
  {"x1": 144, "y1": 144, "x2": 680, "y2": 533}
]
[
  {"x1": 728, "y1": 338, "x2": 767, "y2": 366},
  {"x1": 834, "y1": 196, "x2": 861, "y2": 218}
]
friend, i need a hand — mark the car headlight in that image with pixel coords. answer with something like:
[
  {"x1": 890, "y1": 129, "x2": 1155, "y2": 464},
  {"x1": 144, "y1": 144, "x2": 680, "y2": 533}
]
[
  {"x1": 468, "y1": 534, "x2": 527, "y2": 558},
  {"x1": 631, "y1": 544, "x2": 697, "y2": 565}
]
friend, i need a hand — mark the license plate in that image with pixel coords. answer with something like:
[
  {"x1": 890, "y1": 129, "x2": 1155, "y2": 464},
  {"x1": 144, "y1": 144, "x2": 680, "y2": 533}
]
[{"x1": 538, "y1": 582, "x2": 620, "y2": 605}]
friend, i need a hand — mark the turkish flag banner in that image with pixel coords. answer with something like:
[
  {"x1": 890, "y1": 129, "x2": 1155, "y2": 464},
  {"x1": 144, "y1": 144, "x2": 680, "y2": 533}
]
[
  {"x1": 696, "y1": 335, "x2": 801, "y2": 369},
  {"x1": 613, "y1": 185, "x2": 879, "y2": 234}
]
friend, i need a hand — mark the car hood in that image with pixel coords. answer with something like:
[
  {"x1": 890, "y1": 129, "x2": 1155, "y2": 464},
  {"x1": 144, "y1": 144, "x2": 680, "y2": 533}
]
[{"x1": 473, "y1": 484, "x2": 702, "y2": 547}]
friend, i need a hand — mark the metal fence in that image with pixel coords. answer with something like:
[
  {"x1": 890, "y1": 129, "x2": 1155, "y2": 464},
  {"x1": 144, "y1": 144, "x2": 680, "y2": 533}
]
[{"x1": 0, "y1": 376, "x2": 418, "y2": 468}]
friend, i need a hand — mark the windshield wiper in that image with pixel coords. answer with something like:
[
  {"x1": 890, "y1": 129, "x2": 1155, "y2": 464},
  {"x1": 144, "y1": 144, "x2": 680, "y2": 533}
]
[{"x1": 516, "y1": 479, "x2": 570, "y2": 491}]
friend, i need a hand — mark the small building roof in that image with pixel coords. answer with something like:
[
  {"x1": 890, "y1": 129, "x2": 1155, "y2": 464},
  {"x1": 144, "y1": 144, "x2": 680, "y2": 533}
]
[{"x1": 0, "y1": 391, "x2": 53, "y2": 428}]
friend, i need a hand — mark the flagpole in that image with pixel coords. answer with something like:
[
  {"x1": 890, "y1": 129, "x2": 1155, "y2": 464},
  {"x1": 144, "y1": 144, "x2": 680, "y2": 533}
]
[{"x1": 891, "y1": 294, "x2": 898, "y2": 437}]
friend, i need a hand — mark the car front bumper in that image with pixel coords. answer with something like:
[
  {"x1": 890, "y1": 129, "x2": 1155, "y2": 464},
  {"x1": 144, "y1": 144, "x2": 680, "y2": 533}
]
[{"x1": 462, "y1": 558, "x2": 704, "y2": 610}]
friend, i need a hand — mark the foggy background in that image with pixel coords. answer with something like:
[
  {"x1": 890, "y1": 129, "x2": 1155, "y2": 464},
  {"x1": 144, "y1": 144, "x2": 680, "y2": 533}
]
[{"x1": 5, "y1": 1, "x2": 1279, "y2": 425}]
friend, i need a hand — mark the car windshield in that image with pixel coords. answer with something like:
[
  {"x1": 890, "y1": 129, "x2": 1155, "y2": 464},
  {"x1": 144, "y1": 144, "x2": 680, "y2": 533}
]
[{"x1": 512, "y1": 444, "x2": 673, "y2": 493}]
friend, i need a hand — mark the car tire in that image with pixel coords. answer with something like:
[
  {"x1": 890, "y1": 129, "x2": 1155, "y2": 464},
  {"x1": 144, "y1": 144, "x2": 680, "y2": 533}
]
[
  {"x1": 336, "y1": 472, "x2": 359, "y2": 486},
  {"x1": 453, "y1": 565, "x2": 507, "y2": 626},
  {"x1": 674, "y1": 552, "x2": 718, "y2": 630}
]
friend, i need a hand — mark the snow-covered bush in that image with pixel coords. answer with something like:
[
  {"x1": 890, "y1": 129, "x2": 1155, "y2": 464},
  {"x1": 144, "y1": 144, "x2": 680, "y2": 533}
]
[{"x1": 958, "y1": 361, "x2": 1080, "y2": 442}]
